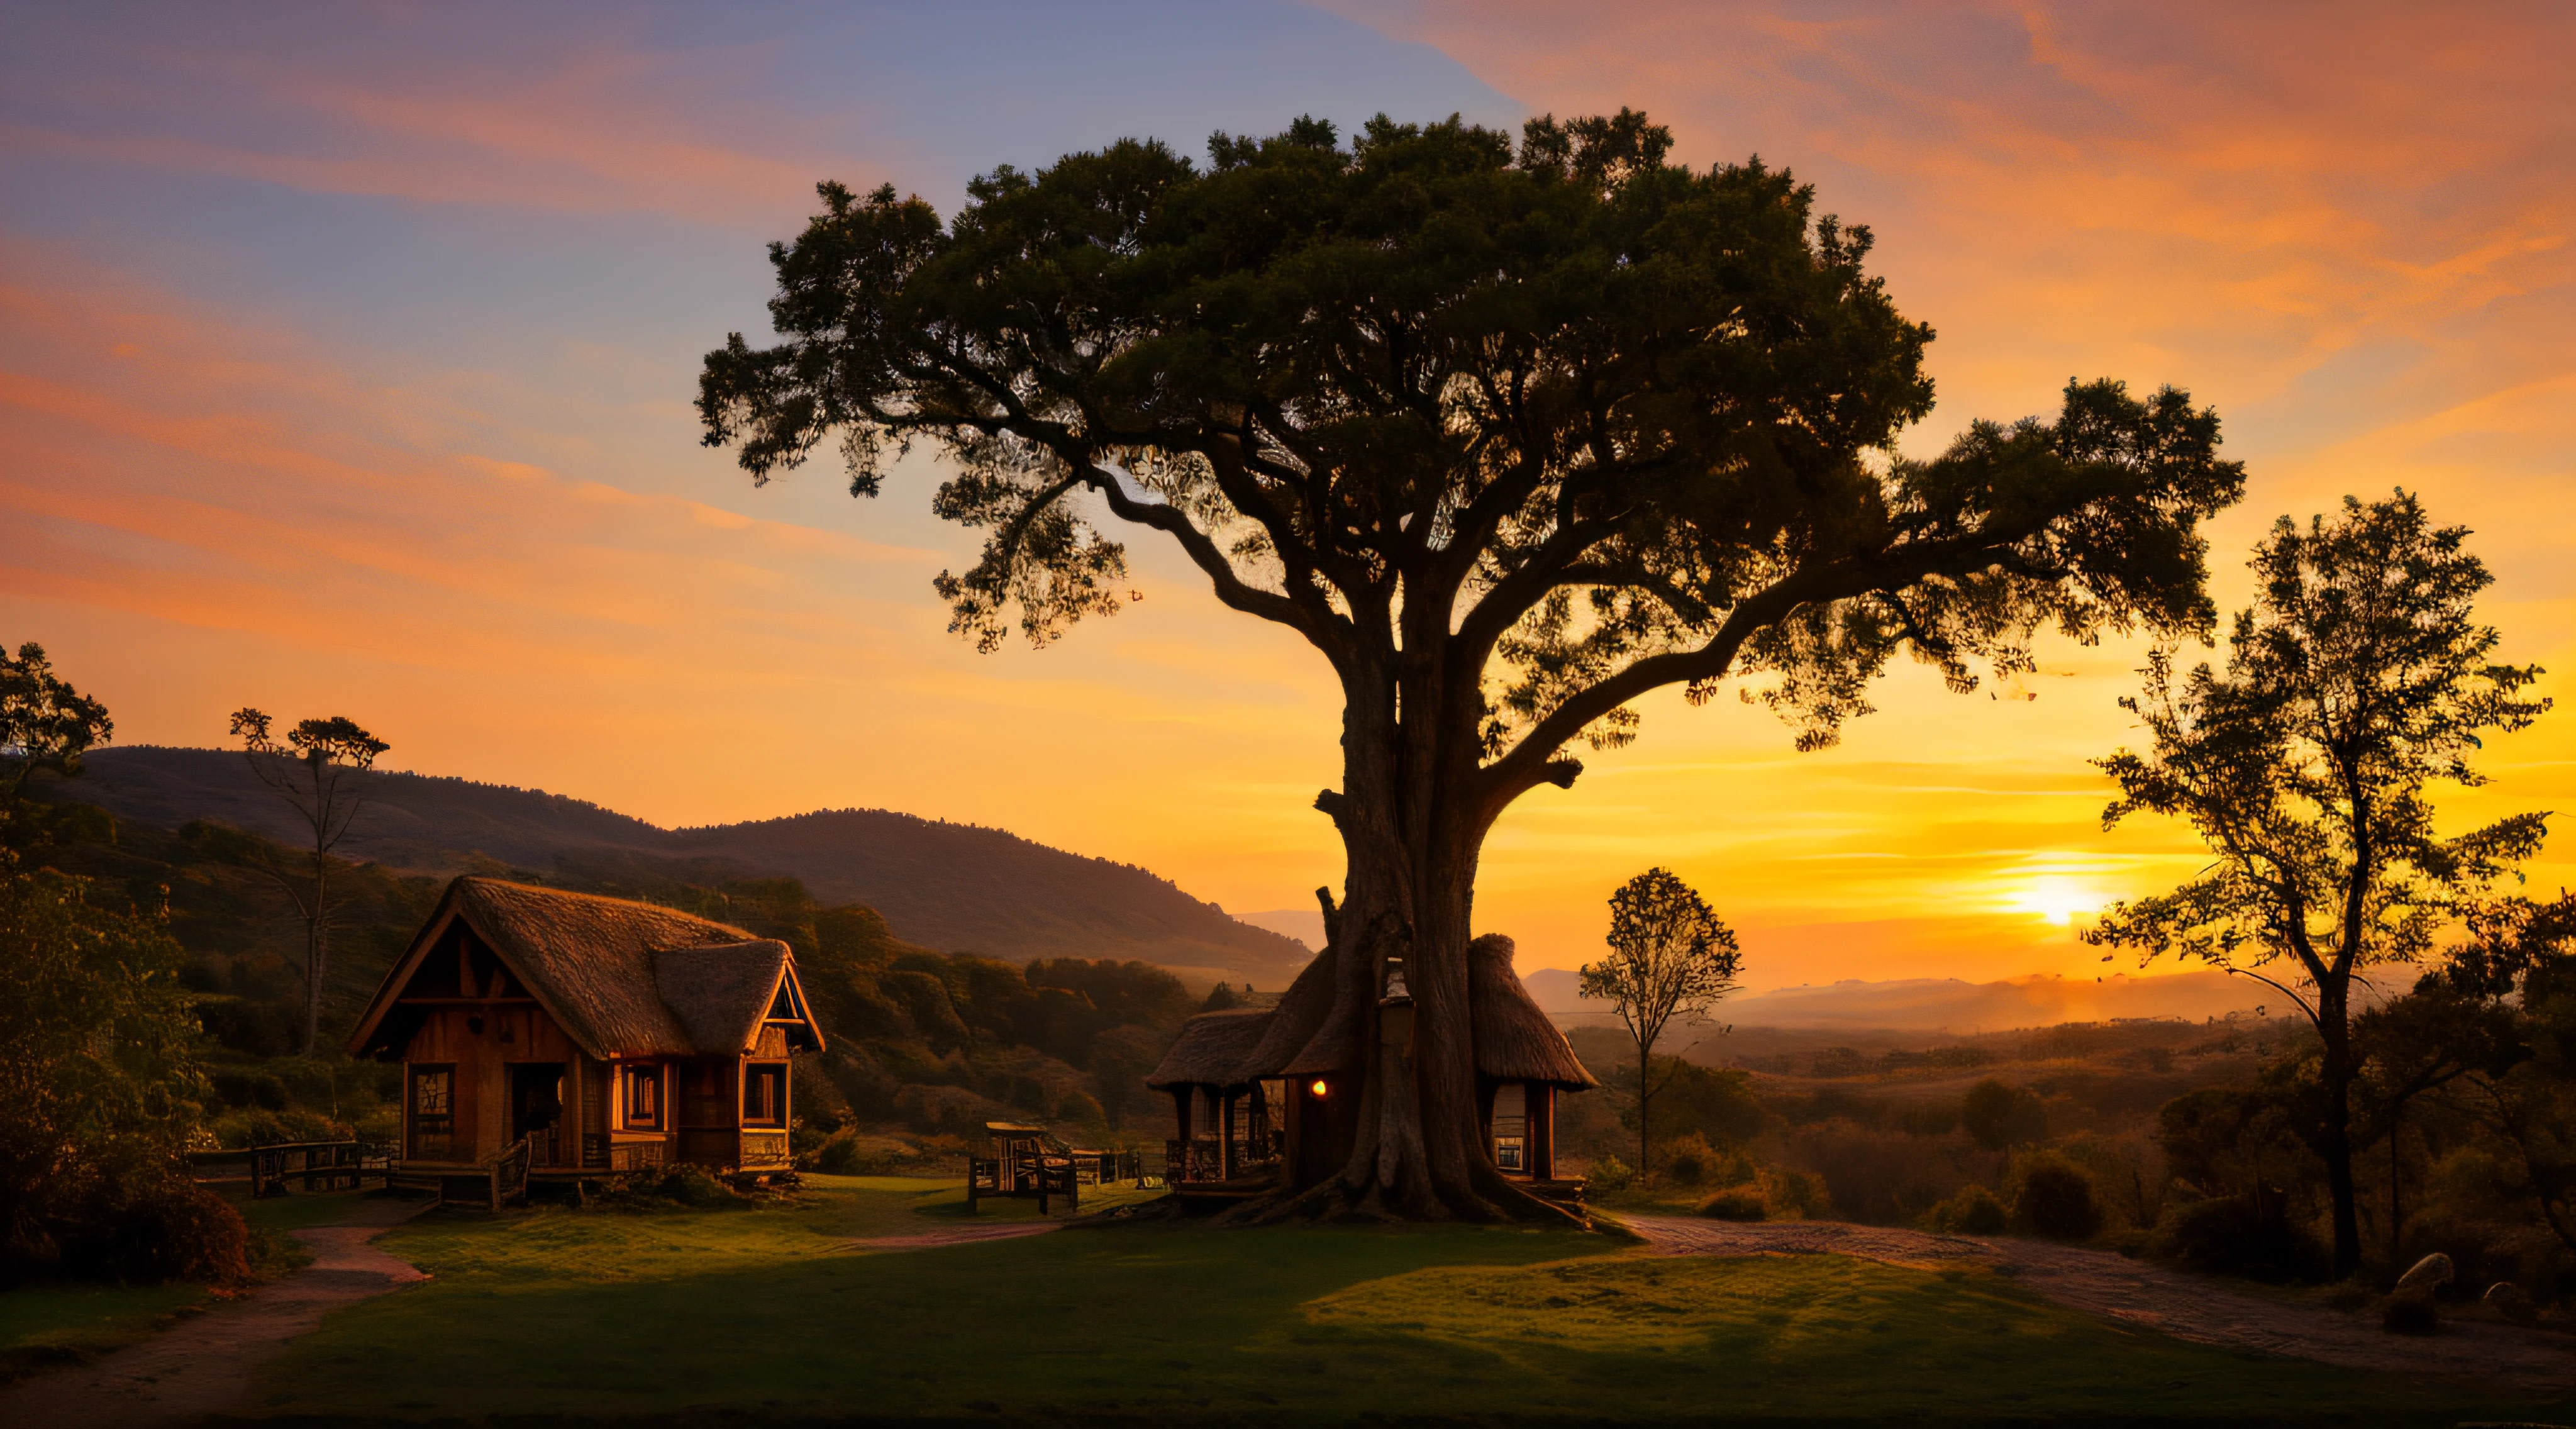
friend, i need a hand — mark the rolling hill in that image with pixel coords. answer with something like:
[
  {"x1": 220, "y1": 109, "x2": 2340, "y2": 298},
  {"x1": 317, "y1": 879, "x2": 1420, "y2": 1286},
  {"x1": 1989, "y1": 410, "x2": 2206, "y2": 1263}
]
[{"x1": 42, "y1": 747, "x2": 1313, "y2": 987}]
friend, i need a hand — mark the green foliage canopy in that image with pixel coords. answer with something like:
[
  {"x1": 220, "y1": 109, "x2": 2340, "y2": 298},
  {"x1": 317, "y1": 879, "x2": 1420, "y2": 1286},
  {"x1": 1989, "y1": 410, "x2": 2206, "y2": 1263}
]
[{"x1": 701, "y1": 110, "x2": 2246, "y2": 798}]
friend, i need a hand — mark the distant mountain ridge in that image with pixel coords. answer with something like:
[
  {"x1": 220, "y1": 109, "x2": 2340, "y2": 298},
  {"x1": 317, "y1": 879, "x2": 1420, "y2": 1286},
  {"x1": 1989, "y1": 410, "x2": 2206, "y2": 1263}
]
[
  {"x1": 45, "y1": 747, "x2": 1312, "y2": 986},
  {"x1": 1521, "y1": 966, "x2": 2265, "y2": 1033}
]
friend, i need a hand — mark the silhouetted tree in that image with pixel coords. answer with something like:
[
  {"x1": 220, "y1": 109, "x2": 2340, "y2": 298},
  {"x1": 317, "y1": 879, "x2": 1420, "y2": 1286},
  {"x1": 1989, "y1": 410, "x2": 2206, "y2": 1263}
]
[
  {"x1": 1581, "y1": 867, "x2": 1740, "y2": 1181},
  {"x1": 2089, "y1": 491, "x2": 2549, "y2": 1277},
  {"x1": 228, "y1": 709, "x2": 389, "y2": 1056},
  {"x1": 0, "y1": 642, "x2": 113, "y2": 835},
  {"x1": 701, "y1": 109, "x2": 2243, "y2": 1219}
]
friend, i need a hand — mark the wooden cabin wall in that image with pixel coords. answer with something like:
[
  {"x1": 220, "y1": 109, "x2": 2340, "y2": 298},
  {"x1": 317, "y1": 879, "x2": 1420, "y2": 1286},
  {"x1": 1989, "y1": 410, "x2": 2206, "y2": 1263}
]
[
  {"x1": 401, "y1": 1003, "x2": 578, "y2": 1164},
  {"x1": 675, "y1": 1057, "x2": 740, "y2": 1169},
  {"x1": 578, "y1": 1053, "x2": 611, "y2": 1166}
]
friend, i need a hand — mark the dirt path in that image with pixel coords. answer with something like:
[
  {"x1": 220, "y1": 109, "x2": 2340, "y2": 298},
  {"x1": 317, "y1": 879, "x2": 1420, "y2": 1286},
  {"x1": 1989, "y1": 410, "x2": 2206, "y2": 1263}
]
[
  {"x1": 1624, "y1": 1214, "x2": 2576, "y2": 1389},
  {"x1": 0, "y1": 1194, "x2": 431, "y2": 1428}
]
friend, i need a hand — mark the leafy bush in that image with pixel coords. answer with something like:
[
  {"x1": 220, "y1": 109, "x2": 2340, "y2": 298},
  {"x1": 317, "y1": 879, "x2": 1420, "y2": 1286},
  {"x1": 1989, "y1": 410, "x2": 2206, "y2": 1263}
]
[
  {"x1": 209, "y1": 1107, "x2": 348, "y2": 1150},
  {"x1": 813, "y1": 1135, "x2": 866, "y2": 1175},
  {"x1": 1587, "y1": 1154, "x2": 1635, "y2": 1191},
  {"x1": 2148, "y1": 1192, "x2": 2328, "y2": 1282},
  {"x1": 1924, "y1": 1183, "x2": 2007, "y2": 1235},
  {"x1": 652, "y1": 1167, "x2": 742, "y2": 1208},
  {"x1": 55, "y1": 1177, "x2": 248, "y2": 1285},
  {"x1": 1699, "y1": 1185, "x2": 1767, "y2": 1221},
  {"x1": 1756, "y1": 1165, "x2": 1828, "y2": 1220},
  {"x1": 2011, "y1": 1158, "x2": 2101, "y2": 1241},
  {"x1": 1660, "y1": 1132, "x2": 1729, "y2": 1186}
]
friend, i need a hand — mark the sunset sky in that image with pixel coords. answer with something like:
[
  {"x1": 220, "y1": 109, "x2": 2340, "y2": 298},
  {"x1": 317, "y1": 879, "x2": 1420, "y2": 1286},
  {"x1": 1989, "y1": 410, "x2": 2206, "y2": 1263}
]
[{"x1": 6, "y1": 1, "x2": 2571, "y2": 990}]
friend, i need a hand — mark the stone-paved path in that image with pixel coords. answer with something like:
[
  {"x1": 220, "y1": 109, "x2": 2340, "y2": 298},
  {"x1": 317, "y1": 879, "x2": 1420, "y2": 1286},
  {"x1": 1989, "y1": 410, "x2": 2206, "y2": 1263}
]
[
  {"x1": 0, "y1": 1194, "x2": 431, "y2": 1428},
  {"x1": 1624, "y1": 1214, "x2": 2576, "y2": 1389}
]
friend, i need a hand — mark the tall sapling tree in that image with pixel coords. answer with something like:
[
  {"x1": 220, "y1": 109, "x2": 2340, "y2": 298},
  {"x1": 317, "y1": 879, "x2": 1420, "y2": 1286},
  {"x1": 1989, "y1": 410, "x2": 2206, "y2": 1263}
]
[
  {"x1": 2087, "y1": 490, "x2": 2548, "y2": 1277},
  {"x1": 229, "y1": 709, "x2": 390, "y2": 1056},
  {"x1": 1580, "y1": 867, "x2": 1740, "y2": 1181},
  {"x1": 702, "y1": 110, "x2": 2244, "y2": 1220}
]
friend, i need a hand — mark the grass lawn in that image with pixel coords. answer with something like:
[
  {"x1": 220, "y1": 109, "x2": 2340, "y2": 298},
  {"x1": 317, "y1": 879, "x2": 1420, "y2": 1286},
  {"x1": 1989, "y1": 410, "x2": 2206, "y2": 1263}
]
[{"x1": 250, "y1": 1174, "x2": 2576, "y2": 1425}]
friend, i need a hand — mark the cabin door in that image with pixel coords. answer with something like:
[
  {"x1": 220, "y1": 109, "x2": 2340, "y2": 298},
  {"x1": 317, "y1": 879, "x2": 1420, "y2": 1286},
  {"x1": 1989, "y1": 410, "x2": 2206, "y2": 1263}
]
[{"x1": 509, "y1": 1063, "x2": 566, "y2": 1167}]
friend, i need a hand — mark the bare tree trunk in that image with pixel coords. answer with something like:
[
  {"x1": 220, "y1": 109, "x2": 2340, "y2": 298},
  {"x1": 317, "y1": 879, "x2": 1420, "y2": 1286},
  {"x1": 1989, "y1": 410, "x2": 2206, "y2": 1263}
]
[
  {"x1": 2319, "y1": 984, "x2": 2361, "y2": 1279},
  {"x1": 1637, "y1": 1040, "x2": 1650, "y2": 1186},
  {"x1": 303, "y1": 849, "x2": 328, "y2": 1057}
]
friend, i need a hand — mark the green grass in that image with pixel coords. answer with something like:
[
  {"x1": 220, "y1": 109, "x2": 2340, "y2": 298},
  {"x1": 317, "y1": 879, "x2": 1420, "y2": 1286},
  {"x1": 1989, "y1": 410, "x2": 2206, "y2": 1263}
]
[
  {"x1": 0, "y1": 1278, "x2": 208, "y2": 1379},
  {"x1": 252, "y1": 1175, "x2": 2576, "y2": 1425}
]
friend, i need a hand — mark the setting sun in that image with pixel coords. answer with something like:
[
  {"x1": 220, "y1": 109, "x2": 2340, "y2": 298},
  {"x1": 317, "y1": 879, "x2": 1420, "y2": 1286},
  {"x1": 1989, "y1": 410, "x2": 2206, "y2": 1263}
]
[{"x1": 2007, "y1": 876, "x2": 2106, "y2": 928}]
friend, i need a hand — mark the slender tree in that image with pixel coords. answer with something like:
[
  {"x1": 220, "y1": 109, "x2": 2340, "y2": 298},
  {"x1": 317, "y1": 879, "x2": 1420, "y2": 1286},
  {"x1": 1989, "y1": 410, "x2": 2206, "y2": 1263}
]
[
  {"x1": 0, "y1": 642, "x2": 114, "y2": 818},
  {"x1": 701, "y1": 110, "x2": 2244, "y2": 1219},
  {"x1": 1580, "y1": 867, "x2": 1740, "y2": 1180},
  {"x1": 2087, "y1": 491, "x2": 2548, "y2": 1277},
  {"x1": 228, "y1": 709, "x2": 389, "y2": 1056}
]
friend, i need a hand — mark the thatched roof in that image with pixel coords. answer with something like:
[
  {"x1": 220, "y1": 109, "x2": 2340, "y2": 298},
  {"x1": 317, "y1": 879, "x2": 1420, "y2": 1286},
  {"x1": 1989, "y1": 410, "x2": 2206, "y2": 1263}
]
[
  {"x1": 348, "y1": 877, "x2": 822, "y2": 1060},
  {"x1": 1225, "y1": 933, "x2": 1595, "y2": 1088},
  {"x1": 652, "y1": 941, "x2": 793, "y2": 1056},
  {"x1": 1146, "y1": 1008, "x2": 1277, "y2": 1089},
  {"x1": 1245, "y1": 942, "x2": 1355, "y2": 1077},
  {"x1": 1470, "y1": 935, "x2": 1597, "y2": 1087}
]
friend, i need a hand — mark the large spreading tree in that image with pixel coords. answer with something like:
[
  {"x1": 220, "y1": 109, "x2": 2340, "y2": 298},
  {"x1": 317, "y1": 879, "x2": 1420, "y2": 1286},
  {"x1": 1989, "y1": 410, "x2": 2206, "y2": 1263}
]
[{"x1": 701, "y1": 111, "x2": 2245, "y2": 1220}]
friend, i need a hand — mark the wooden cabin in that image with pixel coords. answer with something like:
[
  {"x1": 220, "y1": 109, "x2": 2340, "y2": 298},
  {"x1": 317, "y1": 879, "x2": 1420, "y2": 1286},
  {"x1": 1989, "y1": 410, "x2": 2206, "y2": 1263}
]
[
  {"x1": 1147, "y1": 934, "x2": 1595, "y2": 1196},
  {"x1": 346, "y1": 877, "x2": 824, "y2": 1189}
]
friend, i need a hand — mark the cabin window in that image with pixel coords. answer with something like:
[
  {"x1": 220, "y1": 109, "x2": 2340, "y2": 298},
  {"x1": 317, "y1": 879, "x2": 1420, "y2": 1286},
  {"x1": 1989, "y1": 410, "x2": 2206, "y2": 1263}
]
[
  {"x1": 742, "y1": 1063, "x2": 787, "y2": 1127},
  {"x1": 619, "y1": 1063, "x2": 663, "y2": 1131},
  {"x1": 409, "y1": 1065, "x2": 454, "y2": 1157}
]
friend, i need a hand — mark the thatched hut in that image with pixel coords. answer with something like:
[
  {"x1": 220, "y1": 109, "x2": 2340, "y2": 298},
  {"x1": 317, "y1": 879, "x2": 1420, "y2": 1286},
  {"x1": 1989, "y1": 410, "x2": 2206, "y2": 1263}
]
[
  {"x1": 1144, "y1": 1008, "x2": 1279, "y2": 1186},
  {"x1": 347, "y1": 877, "x2": 825, "y2": 1193},
  {"x1": 1467, "y1": 934, "x2": 1597, "y2": 1181},
  {"x1": 1145, "y1": 933, "x2": 1594, "y2": 1194}
]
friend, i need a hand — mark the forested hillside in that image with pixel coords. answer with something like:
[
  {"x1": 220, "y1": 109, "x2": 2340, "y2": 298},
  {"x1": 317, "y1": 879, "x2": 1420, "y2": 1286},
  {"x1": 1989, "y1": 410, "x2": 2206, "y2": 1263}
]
[
  {"x1": 42, "y1": 747, "x2": 1311, "y2": 986},
  {"x1": 26, "y1": 803, "x2": 1212, "y2": 1154}
]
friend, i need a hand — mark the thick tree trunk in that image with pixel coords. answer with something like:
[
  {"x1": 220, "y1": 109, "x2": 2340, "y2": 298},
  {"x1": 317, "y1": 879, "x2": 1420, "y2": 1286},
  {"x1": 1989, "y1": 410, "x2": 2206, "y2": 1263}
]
[{"x1": 1252, "y1": 673, "x2": 1579, "y2": 1225}]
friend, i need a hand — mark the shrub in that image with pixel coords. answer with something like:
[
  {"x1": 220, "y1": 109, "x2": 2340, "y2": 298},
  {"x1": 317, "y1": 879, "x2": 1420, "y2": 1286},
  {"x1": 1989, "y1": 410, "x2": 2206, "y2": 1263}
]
[
  {"x1": 1587, "y1": 1154, "x2": 1635, "y2": 1192},
  {"x1": 2148, "y1": 1192, "x2": 2328, "y2": 1282},
  {"x1": 814, "y1": 1135, "x2": 865, "y2": 1175},
  {"x1": 652, "y1": 1166, "x2": 742, "y2": 1208},
  {"x1": 1660, "y1": 1132, "x2": 1724, "y2": 1186},
  {"x1": 1756, "y1": 1165, "x2": 1828, "y2": 1221},
  {"x1": 1925, "y1": 1183, "x2": 2007, "y2": 1236},
  {"x1": 2012, "y1": 1159, "x2": 2101, "y2": 1241},
  {"x1": 210, "y1": 1108, "x2": 348, "y2": 1150},
  {"x1": 56, "y1": 1179, "x2": 248, "y2": 1285},
  {"x1": 1699, "y1": 1185, "x2": 1767, "y2": 1221}
]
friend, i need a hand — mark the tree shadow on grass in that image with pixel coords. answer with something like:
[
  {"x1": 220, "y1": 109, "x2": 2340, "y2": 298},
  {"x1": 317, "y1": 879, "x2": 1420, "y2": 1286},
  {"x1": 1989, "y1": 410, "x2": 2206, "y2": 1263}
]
[{"x1": 252, "y1": 1222, "x2": 2572, "y2": 1426}]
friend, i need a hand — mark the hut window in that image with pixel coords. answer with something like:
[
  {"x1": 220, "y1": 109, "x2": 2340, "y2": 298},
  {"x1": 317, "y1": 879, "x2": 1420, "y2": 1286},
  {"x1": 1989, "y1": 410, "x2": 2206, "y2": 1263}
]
[
  {"x1": 619, "y1": 1064, "x2": 663, "y2": 1130},
  {"x1": 742, "y1": 1064, "x2": 787, "y2": 1127}
]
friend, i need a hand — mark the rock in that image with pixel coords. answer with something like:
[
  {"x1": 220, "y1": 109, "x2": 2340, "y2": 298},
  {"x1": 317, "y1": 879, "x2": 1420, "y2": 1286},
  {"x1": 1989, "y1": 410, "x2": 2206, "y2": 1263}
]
[
  {"x1": 2395, "y1": 1252, "x2": 2455, "y2": 1294},
  {"x1": 2485, "y1": 1281, "x2": 2539, "y2": 1323}
]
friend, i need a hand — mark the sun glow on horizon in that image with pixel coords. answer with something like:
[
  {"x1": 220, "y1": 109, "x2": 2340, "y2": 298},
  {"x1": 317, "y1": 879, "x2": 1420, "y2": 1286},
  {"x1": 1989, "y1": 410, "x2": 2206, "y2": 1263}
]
[{"x1": 2006, "y1": 876, "x2": 2108, "y2": 929}]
